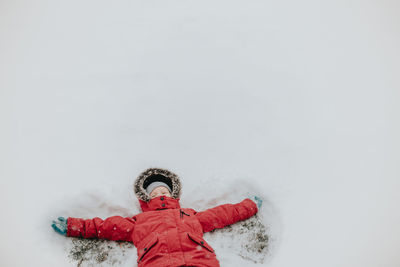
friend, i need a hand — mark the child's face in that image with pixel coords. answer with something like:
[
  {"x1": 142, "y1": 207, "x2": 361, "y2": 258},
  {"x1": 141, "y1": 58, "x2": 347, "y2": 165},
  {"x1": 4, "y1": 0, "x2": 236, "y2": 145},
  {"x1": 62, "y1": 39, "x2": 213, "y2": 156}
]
[{"x1": 150, "y1": 186, "x2": 172, "y2": 199}]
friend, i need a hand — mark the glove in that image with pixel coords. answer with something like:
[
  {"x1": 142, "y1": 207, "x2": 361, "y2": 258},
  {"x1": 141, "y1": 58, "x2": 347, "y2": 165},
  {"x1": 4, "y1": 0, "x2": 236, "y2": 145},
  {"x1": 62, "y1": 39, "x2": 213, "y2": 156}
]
[
  {"x1": 52, "y1": 217, "x2": 68, "y2": 236},
  {"x1": 252, "y1": 196, "x2": 263, "y2": 209}
]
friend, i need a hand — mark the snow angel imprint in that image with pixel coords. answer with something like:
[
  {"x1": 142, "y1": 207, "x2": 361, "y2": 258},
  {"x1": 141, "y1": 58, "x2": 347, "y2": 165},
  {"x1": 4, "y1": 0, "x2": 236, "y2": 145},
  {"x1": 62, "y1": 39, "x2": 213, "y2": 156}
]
[{"x1": 52, "y1": 168, "x2": 262, "y2": 267}]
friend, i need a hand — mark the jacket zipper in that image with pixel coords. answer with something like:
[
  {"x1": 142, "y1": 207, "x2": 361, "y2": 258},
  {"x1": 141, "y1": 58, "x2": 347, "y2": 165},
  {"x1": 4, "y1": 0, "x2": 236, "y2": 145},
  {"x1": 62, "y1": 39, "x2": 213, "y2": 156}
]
[{"x1": 138, "y1": 241, "x2": 157, "y2": 263}]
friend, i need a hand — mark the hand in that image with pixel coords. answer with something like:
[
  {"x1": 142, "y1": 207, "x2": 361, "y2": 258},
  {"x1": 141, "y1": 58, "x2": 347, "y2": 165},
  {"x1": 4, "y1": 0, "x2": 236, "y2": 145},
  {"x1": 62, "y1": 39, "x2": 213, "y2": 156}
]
[
  {"x1": 52, "y1": 217, "x2": 67, "y2": 236},
  {"x1": 252, "y1": 196, "x2": 263, "y2": 209}
]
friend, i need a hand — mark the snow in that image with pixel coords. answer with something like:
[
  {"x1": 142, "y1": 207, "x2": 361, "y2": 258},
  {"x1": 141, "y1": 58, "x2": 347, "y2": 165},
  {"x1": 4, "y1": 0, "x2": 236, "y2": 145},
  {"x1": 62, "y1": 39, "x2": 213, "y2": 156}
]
[{"x1": 1, "y1": 0, "x2": 400, "y2": 267}]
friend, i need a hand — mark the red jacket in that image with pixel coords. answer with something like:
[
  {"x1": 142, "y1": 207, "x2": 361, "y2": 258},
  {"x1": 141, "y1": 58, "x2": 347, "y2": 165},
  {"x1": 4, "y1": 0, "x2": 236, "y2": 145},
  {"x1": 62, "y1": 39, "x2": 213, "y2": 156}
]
[{"x1": 67, "y1": 196, "x2": 258, "y2": 267}]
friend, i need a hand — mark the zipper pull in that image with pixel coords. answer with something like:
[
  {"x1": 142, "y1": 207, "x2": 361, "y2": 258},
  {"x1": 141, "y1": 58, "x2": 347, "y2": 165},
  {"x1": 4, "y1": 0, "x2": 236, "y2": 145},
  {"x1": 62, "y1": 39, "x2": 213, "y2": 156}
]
[{"x1": 181, "y1": 210, "x2": 190, "y2": 217}]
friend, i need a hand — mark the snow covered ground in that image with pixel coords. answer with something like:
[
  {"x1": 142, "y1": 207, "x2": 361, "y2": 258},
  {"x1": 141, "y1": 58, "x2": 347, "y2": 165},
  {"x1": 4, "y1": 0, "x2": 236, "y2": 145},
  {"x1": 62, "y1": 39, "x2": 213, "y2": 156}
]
[{"x1": 1, "y1": 1, "x2": 400, "y2": 266}]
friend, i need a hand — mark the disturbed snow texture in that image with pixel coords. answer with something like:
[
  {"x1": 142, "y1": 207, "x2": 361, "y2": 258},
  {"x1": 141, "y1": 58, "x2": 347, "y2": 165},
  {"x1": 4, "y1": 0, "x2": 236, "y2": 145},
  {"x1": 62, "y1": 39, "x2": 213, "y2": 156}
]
[{"x1": 55, "y1": 177, "x2": 279, "y2": 267}]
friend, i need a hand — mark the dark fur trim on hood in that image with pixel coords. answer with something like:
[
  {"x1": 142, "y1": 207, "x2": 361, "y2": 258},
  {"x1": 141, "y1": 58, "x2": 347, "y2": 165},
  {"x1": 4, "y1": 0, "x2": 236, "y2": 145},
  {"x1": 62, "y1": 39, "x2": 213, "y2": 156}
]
[{"x1": 134, "y1": 168, "x2": 182, "y2": 202}]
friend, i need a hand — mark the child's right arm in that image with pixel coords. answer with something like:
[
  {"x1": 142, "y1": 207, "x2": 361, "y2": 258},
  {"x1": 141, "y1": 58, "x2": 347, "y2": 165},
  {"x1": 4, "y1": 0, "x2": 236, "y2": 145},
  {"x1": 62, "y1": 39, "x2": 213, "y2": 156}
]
[{"x1": 52, "y1": 216, "x2": 136, "y2": 242}]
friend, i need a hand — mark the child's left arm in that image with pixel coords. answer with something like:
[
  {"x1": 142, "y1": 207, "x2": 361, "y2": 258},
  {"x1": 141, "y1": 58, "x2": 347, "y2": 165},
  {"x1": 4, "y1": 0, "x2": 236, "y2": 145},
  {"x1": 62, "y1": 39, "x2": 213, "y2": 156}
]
[{"x1": 194, "y1": 198, "x2": 258, "y2": 233}]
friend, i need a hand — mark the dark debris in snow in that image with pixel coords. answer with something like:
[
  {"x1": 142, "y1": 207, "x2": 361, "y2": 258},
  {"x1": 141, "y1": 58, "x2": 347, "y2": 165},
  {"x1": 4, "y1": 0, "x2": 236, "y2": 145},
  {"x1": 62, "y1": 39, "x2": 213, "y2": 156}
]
[
  {"x1": 68, "y1": 238, "x2": 133, "y2": 267},
  {"x1": 210, "y1": 214, "x2": 269, "y2": 264}
]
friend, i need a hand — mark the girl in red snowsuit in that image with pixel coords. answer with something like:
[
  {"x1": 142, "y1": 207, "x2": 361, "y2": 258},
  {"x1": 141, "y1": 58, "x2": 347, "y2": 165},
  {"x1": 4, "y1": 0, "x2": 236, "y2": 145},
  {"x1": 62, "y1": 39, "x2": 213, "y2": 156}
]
[{"x1": 52, "y1": 168, "x2": 259, "y2": 267}]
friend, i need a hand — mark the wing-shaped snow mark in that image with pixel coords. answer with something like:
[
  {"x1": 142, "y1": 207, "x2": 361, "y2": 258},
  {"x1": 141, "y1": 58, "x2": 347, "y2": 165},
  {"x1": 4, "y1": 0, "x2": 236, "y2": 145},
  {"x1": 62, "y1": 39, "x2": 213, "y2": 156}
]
[
  {"x1": 183, "y1": 176, "x2": 281, "y2": 265},
  {"x1": 206, "y1": 214, "x2": 269, "y2": 264},
  {"x1": 59, "y1": 186, "x2": 139, "y2": 266}
]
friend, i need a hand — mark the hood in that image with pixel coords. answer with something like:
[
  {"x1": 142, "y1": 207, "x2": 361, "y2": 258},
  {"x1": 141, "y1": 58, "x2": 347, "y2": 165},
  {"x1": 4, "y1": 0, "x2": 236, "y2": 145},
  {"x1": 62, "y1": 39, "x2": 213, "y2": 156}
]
[{"x1": 134, "y1": 167, "x2": 182, "y2": 202}]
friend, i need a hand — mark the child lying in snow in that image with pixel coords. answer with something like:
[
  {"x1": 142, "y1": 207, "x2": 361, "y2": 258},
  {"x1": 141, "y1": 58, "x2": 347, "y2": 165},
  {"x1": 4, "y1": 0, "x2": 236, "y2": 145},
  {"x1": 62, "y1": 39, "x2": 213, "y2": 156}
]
[{"x1": 52, "y1": 168, "x2": 262, "y2": 267}]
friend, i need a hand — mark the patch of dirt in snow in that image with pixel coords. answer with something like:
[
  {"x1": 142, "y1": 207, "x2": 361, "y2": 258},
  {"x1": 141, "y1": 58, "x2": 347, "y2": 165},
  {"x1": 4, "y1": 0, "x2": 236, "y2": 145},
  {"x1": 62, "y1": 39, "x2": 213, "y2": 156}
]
[
  {"x1": 68, "y1": 238, "x2": 134, "y2": 267},
  {"x1": 208, "y1": 214, "x2": 269, "y2": 264},
  {"x1": 55, "y1": 185, "x2": 138, "y2": 266},
  {"x1": 184, "y1": 175, "x2": 280, "y2": 265}
]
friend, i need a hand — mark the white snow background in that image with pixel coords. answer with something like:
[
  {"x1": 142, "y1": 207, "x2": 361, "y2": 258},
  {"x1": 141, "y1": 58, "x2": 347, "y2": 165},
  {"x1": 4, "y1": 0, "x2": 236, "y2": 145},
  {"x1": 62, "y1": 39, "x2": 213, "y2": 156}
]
[{"x1": 1, "y1": 0, "x2": 399, "y2": 266}]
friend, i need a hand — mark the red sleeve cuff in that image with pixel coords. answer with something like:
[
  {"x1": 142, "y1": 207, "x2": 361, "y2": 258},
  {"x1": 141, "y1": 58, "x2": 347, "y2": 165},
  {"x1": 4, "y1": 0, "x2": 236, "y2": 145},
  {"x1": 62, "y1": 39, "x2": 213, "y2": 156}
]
[
  {"x1": 66, "y1": 217, "x2": 84, "y2": 237},
  {"x1": 242, "y1": 198, "x2": 258, "y2": 217}
]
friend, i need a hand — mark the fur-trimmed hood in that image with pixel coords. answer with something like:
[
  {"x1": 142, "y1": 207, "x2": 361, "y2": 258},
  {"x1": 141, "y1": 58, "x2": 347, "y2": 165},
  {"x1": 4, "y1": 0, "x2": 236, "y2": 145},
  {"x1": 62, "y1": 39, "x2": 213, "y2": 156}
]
[{"x1": 134, "y1": 168, "x2": 182, "y2": 202}]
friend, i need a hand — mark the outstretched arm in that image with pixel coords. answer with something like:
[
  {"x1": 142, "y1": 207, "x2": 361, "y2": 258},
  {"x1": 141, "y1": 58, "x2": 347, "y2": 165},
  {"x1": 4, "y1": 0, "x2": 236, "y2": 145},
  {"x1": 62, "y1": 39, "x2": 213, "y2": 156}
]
[
  {"x1": 67, "y1": 216, "x2": 136, "y2": 242},
  {"x1": 195, "y1": 198, "x2": 258, "y2": 233},
  {"x1": 52, "y1": 216, "x2": 136, "y2": 242}
]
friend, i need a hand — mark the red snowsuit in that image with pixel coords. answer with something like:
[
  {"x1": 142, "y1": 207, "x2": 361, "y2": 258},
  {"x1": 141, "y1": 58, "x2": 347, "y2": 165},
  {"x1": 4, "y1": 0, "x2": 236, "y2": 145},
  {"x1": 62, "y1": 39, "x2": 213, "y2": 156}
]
[{"x1": 67, "y1": 196, "x2": 258, "y2": 267}]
